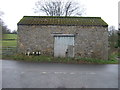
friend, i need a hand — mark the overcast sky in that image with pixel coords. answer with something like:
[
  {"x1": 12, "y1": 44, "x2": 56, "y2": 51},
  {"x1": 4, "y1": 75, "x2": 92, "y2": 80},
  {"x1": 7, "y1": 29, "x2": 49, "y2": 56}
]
[
  {"x1": 0, "y1": 0, "x2": 119, "y2": 31},
  {"x1": 118, "y1": 1, "x2": 120, "y2": 29}
]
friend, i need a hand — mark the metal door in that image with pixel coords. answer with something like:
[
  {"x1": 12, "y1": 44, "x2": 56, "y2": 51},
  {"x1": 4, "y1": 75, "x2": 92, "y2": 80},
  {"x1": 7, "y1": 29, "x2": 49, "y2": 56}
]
[{"x1": 54, "y1": 34, "x2": 74, "y2": 57}]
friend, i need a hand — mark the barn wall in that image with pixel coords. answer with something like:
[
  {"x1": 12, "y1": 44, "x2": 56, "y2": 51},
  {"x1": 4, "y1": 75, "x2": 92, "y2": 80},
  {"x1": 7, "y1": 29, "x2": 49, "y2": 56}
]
[{"x1": 17, "y1": 25, "x2": 108, "y2": 60}]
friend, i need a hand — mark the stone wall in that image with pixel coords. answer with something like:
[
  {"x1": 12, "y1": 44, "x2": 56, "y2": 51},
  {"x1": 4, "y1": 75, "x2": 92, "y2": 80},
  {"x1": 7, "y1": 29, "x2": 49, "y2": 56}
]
[{"x1": 17, "y1": 25, "x2": 108, "y2": 60}]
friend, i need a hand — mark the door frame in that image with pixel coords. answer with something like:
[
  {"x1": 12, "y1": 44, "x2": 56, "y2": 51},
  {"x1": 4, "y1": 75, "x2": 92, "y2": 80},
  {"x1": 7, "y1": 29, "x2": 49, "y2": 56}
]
[{"x1": 53, "y1": 34, "x2": 75, "y2": 57}]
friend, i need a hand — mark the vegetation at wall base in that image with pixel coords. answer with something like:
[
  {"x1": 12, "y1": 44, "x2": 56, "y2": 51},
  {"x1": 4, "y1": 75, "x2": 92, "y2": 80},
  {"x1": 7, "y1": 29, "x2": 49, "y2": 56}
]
[{"x1": 2, "y1": 54, "x2": 118, "y2": 64}]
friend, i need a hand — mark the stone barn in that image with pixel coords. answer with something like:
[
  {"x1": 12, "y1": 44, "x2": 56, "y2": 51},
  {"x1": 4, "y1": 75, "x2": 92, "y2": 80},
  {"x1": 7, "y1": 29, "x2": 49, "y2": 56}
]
[{"x1": 17, "y1": 16, "x2": 108, "y2": 60}]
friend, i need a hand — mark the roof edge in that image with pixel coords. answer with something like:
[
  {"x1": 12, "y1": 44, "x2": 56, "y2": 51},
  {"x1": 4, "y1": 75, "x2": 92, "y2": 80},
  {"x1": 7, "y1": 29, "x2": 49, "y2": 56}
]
[
  {"x1": 23, "y1": 16, "x2": 102, "y2": 19},
  {"x1": 17, "y1": 24, "x2": 108, "y2": 27}
]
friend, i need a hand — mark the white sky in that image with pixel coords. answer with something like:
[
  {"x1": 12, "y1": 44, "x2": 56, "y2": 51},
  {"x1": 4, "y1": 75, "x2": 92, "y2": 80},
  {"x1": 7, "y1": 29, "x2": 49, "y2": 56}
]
[
  {"x1": 118, "y1": 1, "x2": 120, "y2": 28},
  {"x1": 0, "y1": 0, "x2": 119, "y2": 31}
]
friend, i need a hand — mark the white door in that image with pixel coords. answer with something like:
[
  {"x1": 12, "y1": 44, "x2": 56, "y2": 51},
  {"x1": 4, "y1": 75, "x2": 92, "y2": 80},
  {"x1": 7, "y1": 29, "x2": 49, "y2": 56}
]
[{"x1": 54, "y1": 34, "x2": 74, "y2": 57}]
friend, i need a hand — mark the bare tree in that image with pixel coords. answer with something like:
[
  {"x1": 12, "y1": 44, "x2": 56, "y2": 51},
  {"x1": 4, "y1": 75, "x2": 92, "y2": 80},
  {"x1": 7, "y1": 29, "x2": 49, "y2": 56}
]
[
  {"x1": 34, "y1": 0, "x2": 85, "y2": 16},
  {"x1": 108, "y1": 26, "x2": 118, "y2": 49},
  {"x1": 0, "y1": 10, "x2": 11, "y2": 34},
  {"x1": 0, "y1": 10, "x2": 4, "y2": 25}
]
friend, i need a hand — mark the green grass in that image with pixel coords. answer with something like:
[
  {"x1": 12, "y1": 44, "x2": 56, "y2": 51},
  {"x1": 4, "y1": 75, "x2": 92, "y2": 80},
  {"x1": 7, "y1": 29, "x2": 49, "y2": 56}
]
[
  {"x1": 3, "y1": 34, "x2": 17, "y2": 39},
  {"x1": 2, "y1": 54, "x2": 118, "y2": 64},
  {"x1": 2, "y1": 34, "x2": 17, "y2": 47},
  {"x1": 2, "y1": 40, "x2": 17, "y2": 47},
  {"x1": 0, "y1": 40, "x2": 1, "y2": 45}
]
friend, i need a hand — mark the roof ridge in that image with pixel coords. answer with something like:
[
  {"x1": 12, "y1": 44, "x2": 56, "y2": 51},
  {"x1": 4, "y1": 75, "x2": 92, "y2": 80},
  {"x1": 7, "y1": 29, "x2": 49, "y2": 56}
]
[{"x1": 23, "y1": 16, "x2": 101, "y2": 19}]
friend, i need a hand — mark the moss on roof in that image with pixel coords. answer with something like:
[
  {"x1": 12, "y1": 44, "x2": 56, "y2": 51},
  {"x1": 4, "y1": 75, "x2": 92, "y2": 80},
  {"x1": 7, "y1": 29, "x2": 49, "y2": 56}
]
[{"x1": 17, "y1": 16, "x2": 108, "y2": 27}]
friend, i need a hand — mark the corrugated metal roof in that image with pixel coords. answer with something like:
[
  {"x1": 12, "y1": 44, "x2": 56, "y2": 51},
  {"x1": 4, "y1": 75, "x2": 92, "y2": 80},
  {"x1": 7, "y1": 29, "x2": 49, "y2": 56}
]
[{"x1": 17, "y1": 16, "x2": 108, "y2": 27}]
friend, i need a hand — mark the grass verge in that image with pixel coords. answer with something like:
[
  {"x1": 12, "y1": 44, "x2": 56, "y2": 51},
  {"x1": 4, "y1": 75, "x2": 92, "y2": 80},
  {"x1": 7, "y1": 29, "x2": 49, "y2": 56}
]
[{"x1": 2, "y1": 54, "x2": 118, "y2": 64}]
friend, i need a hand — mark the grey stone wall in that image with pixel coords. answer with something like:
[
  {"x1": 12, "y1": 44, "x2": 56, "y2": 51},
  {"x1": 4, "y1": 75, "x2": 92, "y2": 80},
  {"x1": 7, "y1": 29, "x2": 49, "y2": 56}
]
[{"x1": 17, "y1": 25, "x2": 108, "y2": 60}]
